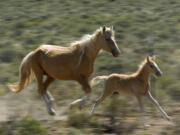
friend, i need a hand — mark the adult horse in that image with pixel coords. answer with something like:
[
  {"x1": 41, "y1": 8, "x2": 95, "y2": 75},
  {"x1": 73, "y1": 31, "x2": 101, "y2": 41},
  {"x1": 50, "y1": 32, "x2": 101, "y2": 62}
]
[{"x1": 8, "y1": 26, "x2": 121, "y2": 115}]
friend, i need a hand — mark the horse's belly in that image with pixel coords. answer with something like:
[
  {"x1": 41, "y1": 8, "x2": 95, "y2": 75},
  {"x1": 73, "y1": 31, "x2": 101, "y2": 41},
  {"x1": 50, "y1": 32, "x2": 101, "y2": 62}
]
[
  {"x1": 39, "y1": 54, "x2": 79, "y2": 80},
  {"x1": 44, "y1": 66, "x2": 76, "y2": 80},
  {"x1": 39, "y1": 49, "x2": 93, "y2": 80}
]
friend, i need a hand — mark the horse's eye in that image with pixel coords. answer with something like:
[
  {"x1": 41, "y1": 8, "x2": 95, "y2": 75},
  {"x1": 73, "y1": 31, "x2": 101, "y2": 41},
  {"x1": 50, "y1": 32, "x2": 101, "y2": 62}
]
[
  {"x1": 150, "y1": 64, "x2": 154, "y2": 68},
  {"x1": 105, "y1": 38, "x2": 111, "y2": 41}
]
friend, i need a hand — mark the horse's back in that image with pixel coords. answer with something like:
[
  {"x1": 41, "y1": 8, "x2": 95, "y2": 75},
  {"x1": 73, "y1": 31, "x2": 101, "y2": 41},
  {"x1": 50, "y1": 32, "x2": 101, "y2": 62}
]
[
  {"x1": 37, "y1": 44, "x2": 71, "y2": 55},
  {"x1": 32, "y1": 44, "x2": 83, "y2": 80}
]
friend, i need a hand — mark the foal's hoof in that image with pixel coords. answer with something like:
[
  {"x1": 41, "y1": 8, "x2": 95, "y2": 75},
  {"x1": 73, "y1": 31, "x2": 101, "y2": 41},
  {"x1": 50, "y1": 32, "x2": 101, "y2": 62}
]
[
  {"x1": 79, "y1": 104, "x2": 85, "y2": 110},
  {"x1": 89, "y1": 111, "x2": 94, "y2": 117},
  {"x1": 143, "y1": 124, "x2": 151, "y2": 129},
  {"x1": 48, "y1": 109, "x2": 56, "y2": 116},
  {"x1": 166, "y1": 116, "x2": 172, "y2": 121},
  {"x1": 69, "y1": 104, "x2": 84, "y2": 110},
  {"x1": 166, "y1": 116, "x2": 175, "y2": 126},
  {"x1": 69, "y1": 104, "x2": 76, "y2": 110}
]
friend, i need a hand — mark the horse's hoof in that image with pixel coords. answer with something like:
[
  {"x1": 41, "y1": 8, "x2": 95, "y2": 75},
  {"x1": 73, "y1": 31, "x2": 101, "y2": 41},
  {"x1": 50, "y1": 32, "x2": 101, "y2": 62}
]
[
  {"x1": 48, "y1": 109, "x2": 56, "y2": 116},
  {"x1": 48, "y1": 96, "x2": 55, "y2": 102}
]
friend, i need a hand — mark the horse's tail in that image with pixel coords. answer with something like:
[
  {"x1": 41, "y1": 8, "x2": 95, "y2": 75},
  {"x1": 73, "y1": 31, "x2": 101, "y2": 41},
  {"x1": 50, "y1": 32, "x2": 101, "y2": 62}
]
[
  {"x1": 90, "y1": 75, "x2": 108, "y2": 86},
  {"x1": 8, "y1": 52, "x2": 34, "y2": 93}
]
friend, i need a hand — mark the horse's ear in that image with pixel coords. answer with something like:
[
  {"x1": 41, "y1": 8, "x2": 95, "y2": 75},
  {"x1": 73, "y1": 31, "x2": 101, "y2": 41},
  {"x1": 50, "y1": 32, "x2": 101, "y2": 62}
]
[
  {"x1": 146, "y1": 56, "x2": 150, "y2": 63},
  {"x1": 111, "y1": 25, "x2": 114, "y2": 30},
  {"x1": 102, "y1": 26, "x2": 106, "y2": 33}
]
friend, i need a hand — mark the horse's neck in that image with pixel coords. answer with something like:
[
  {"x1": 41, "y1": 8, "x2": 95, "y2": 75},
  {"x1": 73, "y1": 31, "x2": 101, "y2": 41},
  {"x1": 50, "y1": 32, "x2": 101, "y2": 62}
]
[
  {"x1": 83, "y1": 38, "x2": 101, "y2": 62},
  {"x1": 136, "y1": 66, "x2": 150, "y2": 84}
]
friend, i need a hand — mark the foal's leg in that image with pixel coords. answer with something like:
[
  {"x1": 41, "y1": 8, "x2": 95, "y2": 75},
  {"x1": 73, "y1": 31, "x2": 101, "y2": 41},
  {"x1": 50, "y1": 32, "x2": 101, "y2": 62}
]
[
  {"x1": 136, "y1": 96, "x2": 149, "y2": 127},
  {"x1": 91, "y1": 87, "x2": 112, "y2": 115},
  {"x1": 146, "y1": 91, "x2": 170, "y2": 121},
  {"x1": 70, "y1": 77, "x2": 91, "y2": 108}
]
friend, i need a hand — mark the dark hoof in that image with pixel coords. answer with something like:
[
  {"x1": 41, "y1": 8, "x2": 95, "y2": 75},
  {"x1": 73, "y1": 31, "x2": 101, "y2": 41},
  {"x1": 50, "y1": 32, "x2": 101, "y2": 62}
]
[
  {"x1": 143, "y1": 124, "x2": 151, "y2": 129},
  {"x1": 48, "y1": 109, "x2": 56, "y2": 116},
  {"x1": 49, "y1": 98, "x2": 55, "y2": 102},
  {"x1": 69, "y1": 104, "x2": 76, "y2": 110},
  {"x1": 79, "y1": 105, "x2": 83, "y2": 110}
]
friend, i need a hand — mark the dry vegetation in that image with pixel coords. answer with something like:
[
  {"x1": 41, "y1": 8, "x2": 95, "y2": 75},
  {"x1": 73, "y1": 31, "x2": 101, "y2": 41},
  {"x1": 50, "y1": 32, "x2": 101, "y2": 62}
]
[{"x1": 0, "y1": 0, "x2": 180, "y2": 134}]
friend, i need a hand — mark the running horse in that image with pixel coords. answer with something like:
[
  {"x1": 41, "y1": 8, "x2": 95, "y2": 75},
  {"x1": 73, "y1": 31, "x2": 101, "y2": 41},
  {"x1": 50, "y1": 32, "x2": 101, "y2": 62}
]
[
  {"x1": 91, "y1": 56, "x2": 171, "y2": 127},
  {"x1": 8, "y1": 26, "x2": 121, "y2": 115}
]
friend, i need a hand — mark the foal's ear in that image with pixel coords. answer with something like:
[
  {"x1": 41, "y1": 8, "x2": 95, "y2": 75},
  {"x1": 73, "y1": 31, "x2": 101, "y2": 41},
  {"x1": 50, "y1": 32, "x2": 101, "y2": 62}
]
[
  {"x1": 102, "y1": 26, "x2": 106, "y2": 33},
  {"x1": 152, "y1": 55, "x2": 156, "y2": 61}
]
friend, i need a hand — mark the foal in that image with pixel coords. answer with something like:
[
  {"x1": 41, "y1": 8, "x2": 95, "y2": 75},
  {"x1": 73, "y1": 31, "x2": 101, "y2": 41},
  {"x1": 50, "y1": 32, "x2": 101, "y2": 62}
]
[{"x1": 91, "y1": 56, "x2": 170, "y2": 126}]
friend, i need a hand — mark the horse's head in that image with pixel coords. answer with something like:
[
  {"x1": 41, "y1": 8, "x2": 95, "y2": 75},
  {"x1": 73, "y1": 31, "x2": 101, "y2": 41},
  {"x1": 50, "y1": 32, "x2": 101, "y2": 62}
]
[
  {"x1": 146, "y1": 56, "x2": 163, "y2": 77},
  {"x1": 98, "y1": 26, "x2": 121, "y2": 57}
]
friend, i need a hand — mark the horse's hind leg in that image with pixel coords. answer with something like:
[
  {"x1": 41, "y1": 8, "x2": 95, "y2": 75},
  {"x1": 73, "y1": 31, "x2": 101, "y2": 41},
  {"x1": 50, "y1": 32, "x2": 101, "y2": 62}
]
[
  {"x1": 33, "y1": 65, "x2": 44, "y2": 96},
  {"x1": 43, "y1": 94, "x2": 56, "y2": 115},
  {"x1": 43, "y1": 76, "x2": 55, "y2": 102},
  {"x1": 33, "y1": 65, "x2": 52, "y2": 114},
  {"x1": 33, "y1": 65, "x2": 55, "y2": 115},
  {"x1": 42, "y1": 76, "x2": 56, "y2": 115}
]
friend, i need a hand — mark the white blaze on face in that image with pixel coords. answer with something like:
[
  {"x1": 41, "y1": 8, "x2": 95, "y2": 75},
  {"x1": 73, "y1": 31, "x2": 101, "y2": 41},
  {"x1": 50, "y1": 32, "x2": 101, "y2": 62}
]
[{"x1": 153, "y1": 61, "x2": 162, "y2": 75}]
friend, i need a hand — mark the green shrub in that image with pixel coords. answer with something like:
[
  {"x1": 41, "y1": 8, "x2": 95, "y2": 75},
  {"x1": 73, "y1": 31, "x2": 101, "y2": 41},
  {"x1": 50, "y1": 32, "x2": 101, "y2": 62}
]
[
  {"x1": 67, "y1": 109, "x2": 91, "y2": 128},
  {"x1": 167, "y1": 83, "x2": 180, "y2": 101},
  {"x1": 0, "y1": 127, "x2": 6, "y2": 135},
  {"x1": 16, "y1": 117, "x2": 48, "y2": 135},
  {"x1": 66, "y1": 128, "x2": 90, "y2": 135}
]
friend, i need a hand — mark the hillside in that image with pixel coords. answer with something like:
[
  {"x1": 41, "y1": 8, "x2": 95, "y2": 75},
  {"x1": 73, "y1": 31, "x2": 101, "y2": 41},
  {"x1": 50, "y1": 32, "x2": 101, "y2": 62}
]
[{"x1": 0, "y1": 0, "x2": 179, "y2": 135}]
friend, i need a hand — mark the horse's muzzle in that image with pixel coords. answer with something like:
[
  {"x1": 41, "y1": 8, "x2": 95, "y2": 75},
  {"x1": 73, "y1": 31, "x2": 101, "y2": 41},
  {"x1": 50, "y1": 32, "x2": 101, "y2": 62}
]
[
  {"x1": 156, "y1": 71, "x2": 163, "y2": 77},
  {"x1": 112, "y1": 49, "x2": 120, "y2": 57}
]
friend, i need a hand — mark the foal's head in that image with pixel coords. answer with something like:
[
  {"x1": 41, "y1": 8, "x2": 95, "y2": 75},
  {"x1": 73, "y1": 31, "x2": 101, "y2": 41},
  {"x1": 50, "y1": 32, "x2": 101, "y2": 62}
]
[
  {"x1": 145, "y1": 56, "x2": 163, "y2": 77},
  {"x1": 96, "y1": 26, "x2": 121, "y2": 57}
]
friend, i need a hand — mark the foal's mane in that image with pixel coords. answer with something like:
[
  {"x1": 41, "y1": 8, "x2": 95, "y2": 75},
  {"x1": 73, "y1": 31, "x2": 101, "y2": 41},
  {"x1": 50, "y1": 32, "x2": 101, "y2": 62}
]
[{"x1": 135, "y1": 59, "x2": 148, "y2": 74}]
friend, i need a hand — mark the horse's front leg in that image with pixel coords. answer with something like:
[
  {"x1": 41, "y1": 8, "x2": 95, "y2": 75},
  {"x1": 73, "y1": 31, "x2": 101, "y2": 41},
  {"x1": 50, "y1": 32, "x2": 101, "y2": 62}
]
[
  {"x1": 70, "y1": 77, "x2": 91, "y2": 109},
  {"x1": 146, "y1": 91, "x2": 171, "y2": 121},
  {"x1": 42, "y1": 92, "x2": 56, "y2": 115}
]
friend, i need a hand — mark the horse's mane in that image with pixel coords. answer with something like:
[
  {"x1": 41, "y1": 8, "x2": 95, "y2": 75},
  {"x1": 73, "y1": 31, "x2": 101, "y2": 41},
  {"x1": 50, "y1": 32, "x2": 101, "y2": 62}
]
[
  {"x1": 134, "y1": 58, "x2": 148, "y2": 75},
  {"x1": 70, "y1": 28, "x2": 101, "y2": 47},
  {"x1": 68, "y1": 27, "x2": 114, "y2": 69},
  {"x1": 70, "y1": 34, "x2": 92, "y2": 46},
  {"x1": 139, "y1": 59, "x2": 147, "y2": 69},
  {"x1": 70, "y1": 27, "x2": 114, "y2": 48}
]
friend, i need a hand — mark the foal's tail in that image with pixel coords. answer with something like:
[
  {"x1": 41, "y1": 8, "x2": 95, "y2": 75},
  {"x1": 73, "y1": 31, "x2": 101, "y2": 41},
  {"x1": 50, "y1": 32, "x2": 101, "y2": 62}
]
[
  {"x1": 90, "y1": 75, "x2": 108, "y2": 86},
  {"x1": 8, "y1": 52, "x2": 34, "y2": 93}
]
